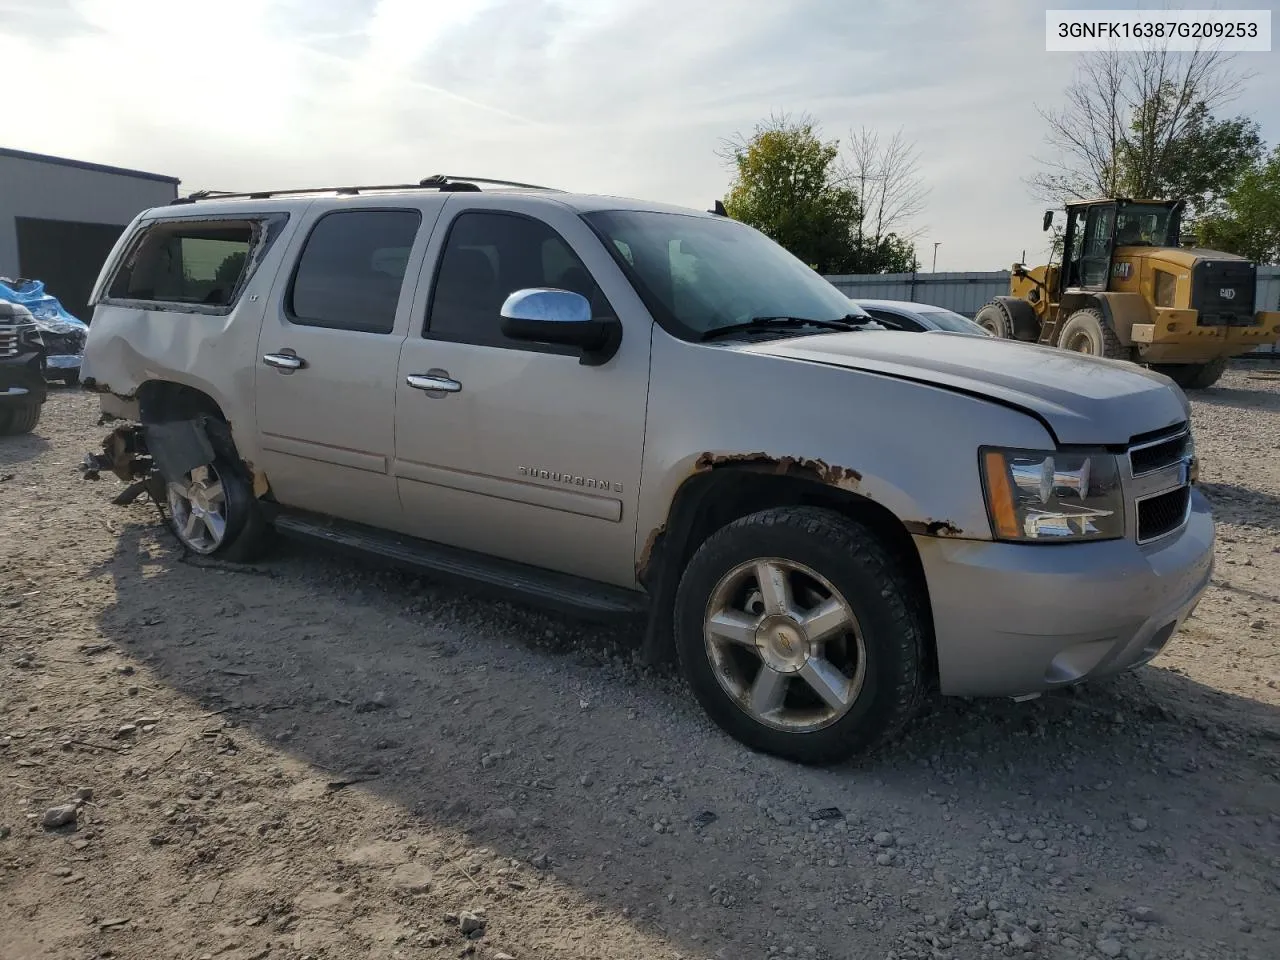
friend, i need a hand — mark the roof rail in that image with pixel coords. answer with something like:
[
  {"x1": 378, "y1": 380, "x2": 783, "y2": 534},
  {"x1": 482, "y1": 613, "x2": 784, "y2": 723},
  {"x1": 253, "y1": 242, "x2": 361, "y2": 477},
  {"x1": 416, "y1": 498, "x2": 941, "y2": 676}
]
[{"x1": 170, "y1": 174, "x2": 559, "y2": 205}]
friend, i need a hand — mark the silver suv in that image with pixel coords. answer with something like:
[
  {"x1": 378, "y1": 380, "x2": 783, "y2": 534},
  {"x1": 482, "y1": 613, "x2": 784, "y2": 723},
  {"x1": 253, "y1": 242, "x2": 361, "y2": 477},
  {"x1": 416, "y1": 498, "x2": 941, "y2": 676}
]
[{"x1": 79, "y1": 175, "x2": 1214, "y2": 764}]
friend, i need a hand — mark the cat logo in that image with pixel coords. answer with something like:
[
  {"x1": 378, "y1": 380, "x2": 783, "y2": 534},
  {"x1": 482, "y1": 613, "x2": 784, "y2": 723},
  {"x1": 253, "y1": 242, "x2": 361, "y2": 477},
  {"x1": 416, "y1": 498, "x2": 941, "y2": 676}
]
[
  {"x1": 1111, "y1": 261, "x2": 1132, "y2": 280},
  {"x1": 1219, "y1": 288, "x2": 1236, "y2": 300}
]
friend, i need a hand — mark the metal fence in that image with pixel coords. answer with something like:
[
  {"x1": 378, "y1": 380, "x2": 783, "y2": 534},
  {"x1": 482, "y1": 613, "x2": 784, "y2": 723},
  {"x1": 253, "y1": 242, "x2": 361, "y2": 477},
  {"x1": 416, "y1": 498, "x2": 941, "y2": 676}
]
[{"x1": 824, "y1": 266, "x2": 1280, "y2": 355}]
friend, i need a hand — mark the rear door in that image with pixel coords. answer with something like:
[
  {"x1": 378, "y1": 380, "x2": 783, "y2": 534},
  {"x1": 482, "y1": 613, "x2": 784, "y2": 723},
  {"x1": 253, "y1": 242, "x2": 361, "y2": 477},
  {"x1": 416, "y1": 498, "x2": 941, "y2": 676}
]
[
  {"x1": 392, "y1": 194, "x2": 652, "y2": 587},
  {"x1": 254, "y1": 202, "x2": 440, "y2": 528}
]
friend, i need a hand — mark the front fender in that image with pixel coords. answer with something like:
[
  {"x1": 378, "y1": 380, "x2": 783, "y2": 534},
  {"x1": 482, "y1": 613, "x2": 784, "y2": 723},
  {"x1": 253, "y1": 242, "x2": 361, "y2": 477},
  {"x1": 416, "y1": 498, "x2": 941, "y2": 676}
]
[{"x1": 635, "y1": 333, "x2": 1059, "y2": 573}]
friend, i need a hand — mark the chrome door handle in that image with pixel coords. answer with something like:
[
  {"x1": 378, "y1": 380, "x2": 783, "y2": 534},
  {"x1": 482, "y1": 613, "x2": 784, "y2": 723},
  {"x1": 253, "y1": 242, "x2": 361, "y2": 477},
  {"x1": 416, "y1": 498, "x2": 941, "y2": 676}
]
[
  {"x1": 406, "y1": 373, "x2": 461, "y2": 393},
  {"x1": 263, "y1": 352, "x2": 306, "y2": 371}
]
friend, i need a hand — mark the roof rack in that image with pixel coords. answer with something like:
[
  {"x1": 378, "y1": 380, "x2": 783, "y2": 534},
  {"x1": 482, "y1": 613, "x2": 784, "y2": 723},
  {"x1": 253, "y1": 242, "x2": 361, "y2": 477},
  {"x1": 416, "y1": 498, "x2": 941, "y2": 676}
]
[{"x1": 170, "y1": 174, "x2": 559, "y2": 205}]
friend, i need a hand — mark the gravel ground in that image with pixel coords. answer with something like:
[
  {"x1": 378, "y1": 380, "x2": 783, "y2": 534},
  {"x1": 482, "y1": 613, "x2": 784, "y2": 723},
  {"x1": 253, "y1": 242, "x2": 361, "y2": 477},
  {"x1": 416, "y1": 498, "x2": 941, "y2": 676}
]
[{"x1": 2, "y1": 366, "x2": 1279, "y2": 960}]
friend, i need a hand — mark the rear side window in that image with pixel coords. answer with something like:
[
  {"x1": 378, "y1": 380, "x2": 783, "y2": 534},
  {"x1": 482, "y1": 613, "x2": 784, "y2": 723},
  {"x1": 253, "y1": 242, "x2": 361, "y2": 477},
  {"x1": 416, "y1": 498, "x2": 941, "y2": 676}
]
[
  {"x1": 287, "y1": 210, "x2": 422, "y2": 334},
  {"x1": 427, "y1": 211, "x2": 610, "y2": 346},
  {"x1": 107, "y1": 220, "x2": 258, "y2": 307}
]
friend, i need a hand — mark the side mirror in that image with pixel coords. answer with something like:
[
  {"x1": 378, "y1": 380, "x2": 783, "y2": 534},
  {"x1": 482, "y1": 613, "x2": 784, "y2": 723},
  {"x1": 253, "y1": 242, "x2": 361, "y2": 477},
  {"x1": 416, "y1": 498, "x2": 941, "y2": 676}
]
[
  {"x1": 499, "y1": 288, "x2": 621, "y2": 366},
  {"x1": 1042, "y1": 210, "x2": 1054, "y2": 232}
]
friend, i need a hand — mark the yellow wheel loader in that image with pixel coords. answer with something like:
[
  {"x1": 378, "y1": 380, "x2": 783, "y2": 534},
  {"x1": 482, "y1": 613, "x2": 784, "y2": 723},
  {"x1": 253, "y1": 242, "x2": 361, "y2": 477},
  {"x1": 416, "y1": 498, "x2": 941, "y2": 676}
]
[{"x1": 975, "y1": 198, "x2": 1280, "y2": 389}]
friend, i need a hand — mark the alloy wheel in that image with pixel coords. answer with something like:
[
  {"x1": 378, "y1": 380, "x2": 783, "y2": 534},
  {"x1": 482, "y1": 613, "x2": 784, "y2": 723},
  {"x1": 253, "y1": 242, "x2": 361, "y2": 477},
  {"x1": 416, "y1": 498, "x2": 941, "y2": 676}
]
[
  {"x1": 167, "y1": 464, "x2": 229, "y2": 554},
  {"x1": 703, "y1": 558, "x2": 867, "y2": 732}
]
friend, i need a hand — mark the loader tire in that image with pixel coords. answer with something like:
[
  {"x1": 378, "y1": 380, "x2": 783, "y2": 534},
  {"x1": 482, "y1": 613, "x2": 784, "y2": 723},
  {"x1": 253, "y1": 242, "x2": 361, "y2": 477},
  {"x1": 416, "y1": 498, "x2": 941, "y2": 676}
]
[
  {"x1": 1154, "y1": 356, "x2": 1229, "y2": 390},
  {"x1": 975, "y1": 298, "x2": 1039, "y2": 341},
  {"x1": 1055, "y1": 308, "x2": 1130, "y2": 361}
]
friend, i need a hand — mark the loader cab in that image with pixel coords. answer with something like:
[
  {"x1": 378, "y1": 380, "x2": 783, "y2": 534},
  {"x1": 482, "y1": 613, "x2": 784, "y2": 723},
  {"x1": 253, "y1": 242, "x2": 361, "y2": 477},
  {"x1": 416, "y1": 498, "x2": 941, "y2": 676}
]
[{"x1": 1054, "y1": 198, "x2": 1183, "y2": 298}]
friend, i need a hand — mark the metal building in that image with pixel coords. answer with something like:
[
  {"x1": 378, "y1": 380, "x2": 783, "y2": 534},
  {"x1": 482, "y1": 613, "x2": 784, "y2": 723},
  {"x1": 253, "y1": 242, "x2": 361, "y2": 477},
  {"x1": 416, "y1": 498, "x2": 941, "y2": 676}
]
[{"x1": 0, "y1": 147, "x2": 180, "y2": 324}]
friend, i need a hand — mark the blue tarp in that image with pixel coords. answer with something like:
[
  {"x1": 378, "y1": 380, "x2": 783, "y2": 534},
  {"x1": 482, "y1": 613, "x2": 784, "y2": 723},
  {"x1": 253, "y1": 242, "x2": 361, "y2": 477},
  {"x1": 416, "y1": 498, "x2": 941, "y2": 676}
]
[{"x1": 0, "y1": 278, "x2": 88, "y2": 335}]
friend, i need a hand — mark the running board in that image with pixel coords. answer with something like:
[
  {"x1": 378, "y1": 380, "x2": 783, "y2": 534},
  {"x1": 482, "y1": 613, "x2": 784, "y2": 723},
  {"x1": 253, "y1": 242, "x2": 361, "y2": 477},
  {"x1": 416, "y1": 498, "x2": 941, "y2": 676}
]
[{"x1": 271, "y1": 512, "x2": 649, "y2": 618}]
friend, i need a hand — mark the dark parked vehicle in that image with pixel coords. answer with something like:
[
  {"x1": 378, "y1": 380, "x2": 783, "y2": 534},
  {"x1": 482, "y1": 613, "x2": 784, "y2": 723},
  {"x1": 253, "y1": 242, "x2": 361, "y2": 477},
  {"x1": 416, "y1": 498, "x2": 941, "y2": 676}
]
[
  {"x1": 0, "y1": 300, "x2": 48, "y2": 435},
  {"x1": 0, "y1": 278, "x2": 88, "y2": 385}
]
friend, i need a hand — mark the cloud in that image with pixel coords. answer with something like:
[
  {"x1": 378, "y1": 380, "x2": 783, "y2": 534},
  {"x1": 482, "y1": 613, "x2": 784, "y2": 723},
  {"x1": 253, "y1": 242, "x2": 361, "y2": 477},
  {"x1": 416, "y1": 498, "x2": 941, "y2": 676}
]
[{"x1": 1, "y1": 0, "x2": 1276, "y2": 269}]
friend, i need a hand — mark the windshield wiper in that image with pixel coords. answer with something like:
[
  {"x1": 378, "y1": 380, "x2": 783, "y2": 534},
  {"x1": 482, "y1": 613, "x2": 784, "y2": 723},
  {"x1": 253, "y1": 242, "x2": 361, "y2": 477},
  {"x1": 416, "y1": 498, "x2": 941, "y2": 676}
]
[{"x1": 701, "y1": 315, "x2": 869, "y2": 342}]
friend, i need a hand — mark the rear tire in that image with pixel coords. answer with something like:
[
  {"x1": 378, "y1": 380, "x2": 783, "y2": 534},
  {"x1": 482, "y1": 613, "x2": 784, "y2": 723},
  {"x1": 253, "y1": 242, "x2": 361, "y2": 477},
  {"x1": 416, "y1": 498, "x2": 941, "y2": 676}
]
[
  {"x1": 1153, "y1": 356, "x2": 1228, "y2": 390},
  {"x1": 0, "y1": 401, "x2": 42, "y2": 435},
  {"x1": 165, "y1": 457, "x2": 272, "y2": 562},
  {"x1": 673, "y1": 506, "x2": 926, "y2": 765},
  {"x1": 1056, "y1": 308, "x2": 1130, "y2": 361}
]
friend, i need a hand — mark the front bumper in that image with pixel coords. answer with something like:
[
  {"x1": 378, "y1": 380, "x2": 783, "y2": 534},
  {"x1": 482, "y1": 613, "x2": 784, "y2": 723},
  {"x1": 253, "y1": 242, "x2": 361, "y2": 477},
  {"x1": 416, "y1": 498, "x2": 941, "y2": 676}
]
[{"x1": 919, "y1": 487, "x2": 1215, "y2": 698}]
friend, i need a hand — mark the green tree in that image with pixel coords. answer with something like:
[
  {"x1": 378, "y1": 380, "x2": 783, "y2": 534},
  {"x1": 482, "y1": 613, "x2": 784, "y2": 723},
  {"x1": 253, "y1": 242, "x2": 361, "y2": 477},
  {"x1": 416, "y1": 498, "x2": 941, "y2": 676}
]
[
  {"x1": 1030, "y1": 45, "x2": 1261, "y2": 219},
  {"x1": 1197, "y1": 146, "x2": 1280, "y2": 263},
  {"x1": 719, "y1": 113, "x2": 862, "y2": 273},
  {"x1": 1137, "y1": 103, "x2": 1264, "y2": 217}
]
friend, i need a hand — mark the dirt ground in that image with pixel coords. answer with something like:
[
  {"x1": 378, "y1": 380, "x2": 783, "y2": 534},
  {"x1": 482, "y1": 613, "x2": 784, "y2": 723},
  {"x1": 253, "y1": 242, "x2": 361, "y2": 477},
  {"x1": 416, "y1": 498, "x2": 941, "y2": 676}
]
[{"x1": 2, "y1": 366, "x2": 1279, "y2": 960}]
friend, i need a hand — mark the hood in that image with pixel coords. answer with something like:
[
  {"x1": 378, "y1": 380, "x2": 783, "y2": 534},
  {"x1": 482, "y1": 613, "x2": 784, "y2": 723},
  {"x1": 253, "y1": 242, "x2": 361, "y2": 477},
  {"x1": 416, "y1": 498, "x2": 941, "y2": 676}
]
[{"x1": 736, "y1": 330, "x2": 1188, "y2": 445}]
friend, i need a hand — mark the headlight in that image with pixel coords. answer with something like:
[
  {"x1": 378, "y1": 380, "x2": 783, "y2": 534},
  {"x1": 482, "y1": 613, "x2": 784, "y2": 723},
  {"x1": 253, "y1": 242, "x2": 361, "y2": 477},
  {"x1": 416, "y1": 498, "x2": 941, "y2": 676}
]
[{"x1": 980, "y1": 447, "x2": 1125, "y2": 542}]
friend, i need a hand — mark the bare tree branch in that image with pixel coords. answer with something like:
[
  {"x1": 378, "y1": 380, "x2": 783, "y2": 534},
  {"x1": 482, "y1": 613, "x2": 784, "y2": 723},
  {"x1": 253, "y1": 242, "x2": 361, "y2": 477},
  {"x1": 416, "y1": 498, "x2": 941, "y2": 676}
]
[
  {"x1": 1025, "y1": 38, "x2": 1256, "y2": 206},
  {"x1": 837, "y1": 125, "x2": 930, "y2": 246}
]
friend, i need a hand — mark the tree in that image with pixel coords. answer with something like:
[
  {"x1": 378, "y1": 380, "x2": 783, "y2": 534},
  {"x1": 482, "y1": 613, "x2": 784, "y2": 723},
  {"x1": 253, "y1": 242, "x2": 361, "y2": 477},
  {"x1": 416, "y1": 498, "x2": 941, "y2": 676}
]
[
  {"x1": 1029, "y1": 44, "x2": 1259, "y2": 218},
  {"x1": 1197, "y1": 146, "x2": 1280, "y2": 263},
  {"x1": 719, "y1": 113, "x2": 861, "y2": 274},
  {"x1": 1150, "y1": 104, "x2": 1264, "y2": 217},
  {"x1": 719, "y1": 114, "x2": 924, "y2": 274},
  {"x1": 841, "y1": 127, "x2": 928, "y2": 273}
]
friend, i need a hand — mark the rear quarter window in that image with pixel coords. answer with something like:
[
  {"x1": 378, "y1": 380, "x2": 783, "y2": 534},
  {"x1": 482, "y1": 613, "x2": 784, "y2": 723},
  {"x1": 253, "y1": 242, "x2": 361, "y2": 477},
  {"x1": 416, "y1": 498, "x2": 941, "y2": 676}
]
[{"x1": 103, "y1": 216, "x2": 287, "y2": 312}]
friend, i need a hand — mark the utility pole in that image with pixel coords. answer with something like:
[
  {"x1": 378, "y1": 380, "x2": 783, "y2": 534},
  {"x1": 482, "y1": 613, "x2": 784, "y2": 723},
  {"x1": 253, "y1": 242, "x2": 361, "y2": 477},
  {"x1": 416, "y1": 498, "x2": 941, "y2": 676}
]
[{"x1": 931, "y1": 242, "x2": 941, "y2": 273}]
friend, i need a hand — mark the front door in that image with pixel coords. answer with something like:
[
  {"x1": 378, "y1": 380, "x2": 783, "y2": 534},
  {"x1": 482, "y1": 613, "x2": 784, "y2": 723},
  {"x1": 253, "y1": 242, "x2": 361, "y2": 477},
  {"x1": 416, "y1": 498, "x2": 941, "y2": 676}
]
[
  {"x1": 254, "y1": 204, "x2": 437, "y2": 528},
  {"x1": 1079, "y1": 203, "x2": 1116, "y2": 290},
  {"x1": 393, "y1": 195, "x2": 652, "y2": 588}
]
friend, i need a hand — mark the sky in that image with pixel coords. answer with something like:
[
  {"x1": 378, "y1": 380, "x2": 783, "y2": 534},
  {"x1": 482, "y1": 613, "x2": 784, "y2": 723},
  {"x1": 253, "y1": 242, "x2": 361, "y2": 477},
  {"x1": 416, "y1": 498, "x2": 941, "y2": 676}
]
[{"x1": 2, "y1": 0, "x2": 1278, "y2": 271}]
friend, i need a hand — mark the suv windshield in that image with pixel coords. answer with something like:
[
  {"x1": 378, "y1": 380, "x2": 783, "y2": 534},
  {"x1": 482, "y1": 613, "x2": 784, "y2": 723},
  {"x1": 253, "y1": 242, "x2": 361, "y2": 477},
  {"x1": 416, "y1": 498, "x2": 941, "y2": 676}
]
[{"x1": 582, "y1": 210, "x2": 869, "y2": 340}]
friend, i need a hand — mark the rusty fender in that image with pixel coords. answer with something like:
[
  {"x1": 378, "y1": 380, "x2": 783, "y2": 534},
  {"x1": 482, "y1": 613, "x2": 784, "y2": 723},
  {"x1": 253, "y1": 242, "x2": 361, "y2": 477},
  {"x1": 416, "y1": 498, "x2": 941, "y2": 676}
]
[
  {"x1": 636, "y1": 452, "x2": 866, "y2": 583},
  {"x1": 690, "y1": 451, "x2": 863, "y2": 488}
]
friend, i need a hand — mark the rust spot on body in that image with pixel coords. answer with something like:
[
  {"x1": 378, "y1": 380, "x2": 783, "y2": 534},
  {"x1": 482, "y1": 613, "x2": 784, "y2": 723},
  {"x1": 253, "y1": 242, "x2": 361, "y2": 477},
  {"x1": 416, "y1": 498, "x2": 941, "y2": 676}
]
[
  {"x1": 904, "y1": 519, "x2": 963, "y2": 538},
  {"x1": 637, "y1": 525, "x2": 665, "y2": 581},
  {"x1": 81, "y1": 377, "x2": 137, "y2": 401},
  {"x1": 692, "y1": 451, "x2": 862, "y2": 487}
]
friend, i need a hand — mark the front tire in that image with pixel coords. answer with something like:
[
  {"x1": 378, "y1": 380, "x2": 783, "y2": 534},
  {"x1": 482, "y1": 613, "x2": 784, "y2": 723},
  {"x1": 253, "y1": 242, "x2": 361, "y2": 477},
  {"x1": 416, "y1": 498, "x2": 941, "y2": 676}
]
[
  {"x1": 0, "y1": 401, "x2": 42, "y2": 435},
  {"x1": 975, "y1": 298, "x2": 1039, "y2": 341},
  {"x1": 673, "y1": 506, "x2": 926, "y2": 765},
  {"x1": 1056, "y1": 307, "x2": 1130, "y2": 360},
  {"x1": 1153, "y1": 356, "x2": 1228, "y2": 390},
  {"x1": 166, "y1": 457, "x2": 271, "y2": 562}
]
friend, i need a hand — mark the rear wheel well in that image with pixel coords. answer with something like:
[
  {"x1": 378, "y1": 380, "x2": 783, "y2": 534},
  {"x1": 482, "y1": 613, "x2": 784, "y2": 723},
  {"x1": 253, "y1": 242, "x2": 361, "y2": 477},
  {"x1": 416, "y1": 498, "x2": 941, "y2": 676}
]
[
  {"x1": 643, "y1": 468, "x2": 936, "y2": 683},
  {"x1": 132, "y1": 381, "x2": 257, "y2": 489},
  {"x1": 136, "y1": 381, "x2": 228, "y2": 425}
]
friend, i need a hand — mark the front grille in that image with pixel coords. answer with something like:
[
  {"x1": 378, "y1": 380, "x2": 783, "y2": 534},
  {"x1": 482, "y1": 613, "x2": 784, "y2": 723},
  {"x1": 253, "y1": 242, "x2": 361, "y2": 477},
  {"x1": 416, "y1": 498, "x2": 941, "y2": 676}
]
[
  {"x1": 1129, "y1": 428, "x2": 1190, "y2": 476},
  {"x1": 1137, "y1": 487, "x2": 1191, "y2": 543},
  {"x1": 0, "y1": 325, "x2": 18, "y2": 358},
  {"x1": 1191, "y1": 258, "x2": 1256, "y2": 326}
]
